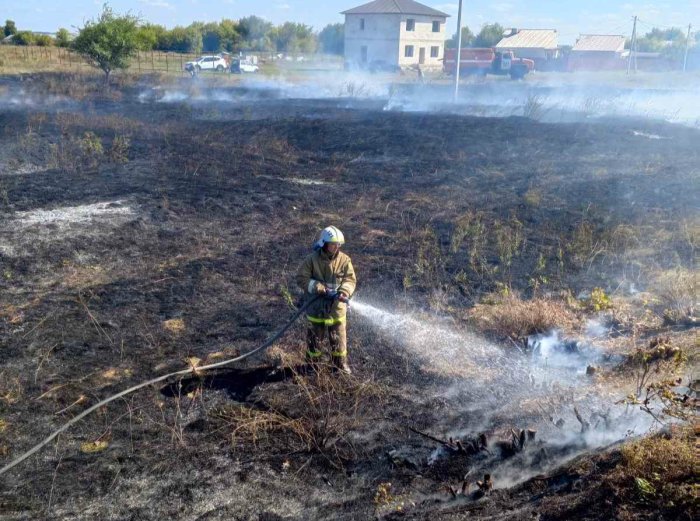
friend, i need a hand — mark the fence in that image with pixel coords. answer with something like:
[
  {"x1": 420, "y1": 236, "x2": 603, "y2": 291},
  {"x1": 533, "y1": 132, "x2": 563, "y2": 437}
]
[
  {"x1": 0, "y1": 46, "x2": 344, "y2": 75},
  {"x1": 0, "y1": 45, "x2": 215, "y2": 74}
]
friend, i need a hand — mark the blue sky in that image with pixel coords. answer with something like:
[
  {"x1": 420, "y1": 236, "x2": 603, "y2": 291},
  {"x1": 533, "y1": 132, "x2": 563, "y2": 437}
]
[{"x1": 7, "y1": 1, "x2": 699, "y2": 44}]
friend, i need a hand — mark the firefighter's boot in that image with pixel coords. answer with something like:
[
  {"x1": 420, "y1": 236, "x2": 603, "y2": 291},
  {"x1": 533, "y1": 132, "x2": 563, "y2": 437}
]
[{"x1": 332, "y1": 355, "x2": 352, "y2": 374}]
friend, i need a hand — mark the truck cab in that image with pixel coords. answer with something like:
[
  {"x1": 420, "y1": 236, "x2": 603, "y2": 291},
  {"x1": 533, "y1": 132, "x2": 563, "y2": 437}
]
[
  {"x1": 443, "y1": 48, "x2": 535, "y2": 79},
  {"x1": 492, "y1": 51, "x2": 534, "y2": 79}
]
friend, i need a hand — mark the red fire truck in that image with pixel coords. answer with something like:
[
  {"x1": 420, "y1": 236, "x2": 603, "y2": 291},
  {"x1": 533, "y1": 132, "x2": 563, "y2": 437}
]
[{"x1": 443, "y1": 48, "x2": 534, "y2": 80}]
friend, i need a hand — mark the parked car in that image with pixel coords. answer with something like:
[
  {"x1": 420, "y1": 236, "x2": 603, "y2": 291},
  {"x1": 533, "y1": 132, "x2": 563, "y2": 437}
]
[
  {"x1": 184, "y1": 55, "x2": 228, "y2": 73},
  {"x1": 230, "y1": 59, "x2": 259, "y2": 74}
]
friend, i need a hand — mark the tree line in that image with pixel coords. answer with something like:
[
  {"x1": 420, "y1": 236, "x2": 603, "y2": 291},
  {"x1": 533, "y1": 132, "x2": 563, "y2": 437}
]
[
  {"x1": 3, "y1": 12, "x2": 695, "y2": 58},
  {"x1": 2, "y1": 16, "x2": 344, "y2": 55}
]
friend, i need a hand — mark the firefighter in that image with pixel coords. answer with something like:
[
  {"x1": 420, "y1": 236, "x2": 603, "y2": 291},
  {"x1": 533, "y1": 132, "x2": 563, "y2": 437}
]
[{"x1": 296, "y1": 226, "x2": 356, "y2": 373}]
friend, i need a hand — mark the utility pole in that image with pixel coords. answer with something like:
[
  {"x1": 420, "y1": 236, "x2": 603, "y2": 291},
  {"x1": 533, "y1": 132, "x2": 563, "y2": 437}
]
[
  {"x1": 683, "y1": 23, "x2": 692, "y2": 72},
  {"x1": 627, "y1": 15, "x2": 637, "y2": 74},
  {"x1": 453, "y1": 0, "x2": 464, "y2": 102}
]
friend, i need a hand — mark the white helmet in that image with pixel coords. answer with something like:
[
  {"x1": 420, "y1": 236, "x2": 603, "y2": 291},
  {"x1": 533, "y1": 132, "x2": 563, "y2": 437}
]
[{"x1": 314, "y1": 226, "x2": 345, "y2": 249}]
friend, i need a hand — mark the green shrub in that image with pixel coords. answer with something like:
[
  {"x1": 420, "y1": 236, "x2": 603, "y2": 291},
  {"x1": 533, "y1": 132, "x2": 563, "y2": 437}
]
[{"x1": 588, "y1": 287, "x2": 613, "y2": 311}]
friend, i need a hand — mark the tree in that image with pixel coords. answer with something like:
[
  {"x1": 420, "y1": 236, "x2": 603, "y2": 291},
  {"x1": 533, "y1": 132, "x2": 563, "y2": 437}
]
[
  {"x1": 318, "y1": 23, "x2": 344, "y2": 55},
  {"x1": 273, "y1": 22, "x2": 317, "y2": 53},
  {"x1": 11, "y1": 31, "x2": 35, "y2": 46},
  {"x1": 200, "y1": 20, "x2": 240, "y2": 52},
  {"x1": 636, "y1": 27, "x2": 687, "y2": 62},
  {"x1": 72, "y1": 4, "x2": 140, "y2": 84},
  {"x1": 34, "y1": 34, "x2": 54, "y2": 46},
  {"x1": 3, "y1": 20, "x2": 16, "y2": 37},
  {"x1": 218, "y1": 19, "x2": 241, "y2": 52},
  {"x1": 201, "y1": 22, "x2": 222, "y2": 52},
  {"x1": 473, "y1": 23, "x2": 505, "y2": 48},
  {"x1": 239, "y1": 15, "x2": 273, "y2": 51},
  {"x1": 56, "y1": 28, "x2": 72, "y2": 48},
  {"x1": 158, "y1": 25, "x2": 202, "y2": 53},
  {"x1": 135, "y1": 23, "x2": 165, "y2": 50},
  {"x1": 646, "y1": 27, "x2": 685, "y2": 42},
  {"x1": 445, "y1": 26, "x2": 474, "y2": 48}
]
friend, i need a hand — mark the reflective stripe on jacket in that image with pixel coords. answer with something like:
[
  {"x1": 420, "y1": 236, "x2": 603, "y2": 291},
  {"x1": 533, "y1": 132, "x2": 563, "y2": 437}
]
[{"x1": 296, "y1": 249, "x2": 356, "y2": 324}]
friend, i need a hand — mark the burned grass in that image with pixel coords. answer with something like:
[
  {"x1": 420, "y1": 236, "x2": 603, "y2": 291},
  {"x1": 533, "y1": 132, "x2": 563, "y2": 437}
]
[{"x1": 0, "y1": 73, "x2": 698, "y2": 519}]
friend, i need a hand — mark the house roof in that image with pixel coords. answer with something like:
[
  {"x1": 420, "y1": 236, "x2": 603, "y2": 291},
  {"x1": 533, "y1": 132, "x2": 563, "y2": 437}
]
[
  {"x1": 572, "y1": 34, "x2": 625, "y2": 52},
  {"x1": 495, "y1": 29, "x2": 558, "y2": 50},
  {"x1": 342, "y1": 0, "x2": 449, "y2": 17}
]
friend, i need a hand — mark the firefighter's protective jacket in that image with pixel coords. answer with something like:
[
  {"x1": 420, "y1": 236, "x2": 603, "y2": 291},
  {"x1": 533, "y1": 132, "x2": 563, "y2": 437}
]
[{"x1": 296, "y1": 249, "x2": 356, "y2": 325}]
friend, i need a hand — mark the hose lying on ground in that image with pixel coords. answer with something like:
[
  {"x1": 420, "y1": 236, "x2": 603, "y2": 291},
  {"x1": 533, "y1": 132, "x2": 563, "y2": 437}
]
[{"x1": 0, "y1": 297, "x2": 318, "y2": 477}]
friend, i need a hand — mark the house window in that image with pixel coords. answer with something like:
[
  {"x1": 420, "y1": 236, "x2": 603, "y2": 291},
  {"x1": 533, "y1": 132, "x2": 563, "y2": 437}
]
[
  {"x1": 405, "y1": 45, "x2": 414, "y2": 58},
  {"x1": 406, "y1": 19, "x2": 415, "y2": 31},
  {"x1": 432, "y1": 21, "x2": 441, "y2": 32},
  {"x1": 430, "y1": 46, "x2": 440, "y2": 58},
  {"x1": 360, "y1": 18, "x2": 365, "y2": 30}
]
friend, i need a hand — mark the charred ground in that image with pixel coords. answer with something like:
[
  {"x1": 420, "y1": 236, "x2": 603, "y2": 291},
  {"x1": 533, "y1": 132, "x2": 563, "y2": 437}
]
[{"x1": 0, "y1": 73, "x2": 697, "y2": 520}]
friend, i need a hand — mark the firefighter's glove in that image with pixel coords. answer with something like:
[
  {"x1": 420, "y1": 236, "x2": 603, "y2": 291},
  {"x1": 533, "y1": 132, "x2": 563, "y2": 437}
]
[
  {"x1": 337, "y1": 293, "x2": 349, "y2": 304},
  {"x1": 308, "y1": 279, "x2": 326, "y2": 295},
  {"x1": 324, "y1": 289, "x2": 338, "y2": 300}
]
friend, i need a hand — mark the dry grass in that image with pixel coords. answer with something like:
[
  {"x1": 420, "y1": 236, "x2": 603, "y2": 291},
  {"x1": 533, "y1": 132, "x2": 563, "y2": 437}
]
[
  {"x1": 468, "y1": 293, "x2": 579, "y2": 342},
  {"x1": 213, "y1": 366, "x2": 384, "y2": 466},
  {"x1": 653, "y1": 268, "x2": 698, "y2": 325},
  {"x1": 0, "y1": 372, "x2": 23, "y2": 404},
  {"x1": 213, "y1": 404, "x2": 311, "y2": 448},
  {"x1": 603, "y1": 428, "x2": 697, "y2": 520},
  {"x1": 163, "y1": 318, "x2": 186, "y2": 335}
]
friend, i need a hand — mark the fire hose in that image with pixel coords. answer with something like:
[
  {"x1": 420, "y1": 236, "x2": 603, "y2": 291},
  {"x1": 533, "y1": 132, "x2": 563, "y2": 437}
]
[{"x1": 0, "y1": 296, "x2": 322, "y2": 477}]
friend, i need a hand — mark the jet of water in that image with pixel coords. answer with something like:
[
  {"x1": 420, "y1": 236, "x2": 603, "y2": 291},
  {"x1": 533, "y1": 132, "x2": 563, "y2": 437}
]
[{"x1": 348, "y1": 297, "x2": 653, "y2": 451}]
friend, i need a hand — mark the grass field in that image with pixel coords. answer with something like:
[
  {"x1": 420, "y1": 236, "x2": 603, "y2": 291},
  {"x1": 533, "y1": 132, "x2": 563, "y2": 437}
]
[{"x1": 0, "y1": 71, "x2": 697, "y2": 520}]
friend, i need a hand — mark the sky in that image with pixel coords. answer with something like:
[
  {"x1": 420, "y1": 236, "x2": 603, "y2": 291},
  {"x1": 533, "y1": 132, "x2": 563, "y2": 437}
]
[{"x1": 5, "y1": 0, "x2": 699, "y2": 45}]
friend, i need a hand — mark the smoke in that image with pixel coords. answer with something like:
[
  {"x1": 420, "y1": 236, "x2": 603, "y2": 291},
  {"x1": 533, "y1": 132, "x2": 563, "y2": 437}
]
[
  {"x1": 131, "y1": 71, "x2": 700, "y2": 128},
  {"x1": 350, "y1": 298, "x2": 654, "y2": 486},
  {"x1": 383, "y1": 80, "x2": 700, "y2": 127},
  {"x1": 137, "y1": 72, "x2": 390, "y2": 107},
  {"x1": 0, "y1": 87, "x2": 73, "y2": 111}
]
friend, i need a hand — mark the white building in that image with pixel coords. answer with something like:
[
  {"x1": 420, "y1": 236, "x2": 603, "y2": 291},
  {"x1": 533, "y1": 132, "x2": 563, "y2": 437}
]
[
  {"x1": 342, "y1": 0, "x2": 449, "y2": 70},
  {"x1": 495, "y1": 29, "x2": 559, "y2": 69}
]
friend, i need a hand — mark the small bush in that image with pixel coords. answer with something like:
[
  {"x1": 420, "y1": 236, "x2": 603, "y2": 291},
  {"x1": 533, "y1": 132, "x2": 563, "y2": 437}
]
[
  {"x1": 34, "y1": 34, "x2": 54, "y2": 47},
  {"x1": 523, "y1": 188, "x2": 543, "y2": 207},
  {"x1": 108, "y1": 135, "x2": 130, "y2": 163},
  {"x1": 523, "y1": 94, "x2": 545, "y2": 119},
  {"x1": 49, "y1": 131, "x2": 105, "y2": 172},
  {"x1": 655, "y1": 268, "x2": 697, "y2": 325},
  {"x1": 586, "y1": 287, "x2": 614, "y2": 312},
  {"x1": 79, "y1": 131, "x2": 103, "y2": 158},
  {"x1": 11, "y1": 31, "x2": 35, "y2": 46}
]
